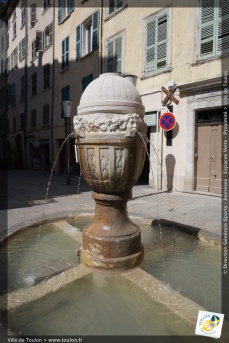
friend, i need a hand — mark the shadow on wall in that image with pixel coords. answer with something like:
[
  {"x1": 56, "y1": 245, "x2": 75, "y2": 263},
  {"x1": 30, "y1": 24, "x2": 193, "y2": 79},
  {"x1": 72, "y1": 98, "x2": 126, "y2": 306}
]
[{"x1": 165, "y1": 154, "x2": 175, "y2": 191}]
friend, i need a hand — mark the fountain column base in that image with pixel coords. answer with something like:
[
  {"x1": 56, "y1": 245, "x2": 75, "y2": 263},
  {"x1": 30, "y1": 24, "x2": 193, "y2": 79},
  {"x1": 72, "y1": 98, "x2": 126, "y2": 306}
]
[{"x1": 80, "y1": 191, "x2": 144, "y2": 270}]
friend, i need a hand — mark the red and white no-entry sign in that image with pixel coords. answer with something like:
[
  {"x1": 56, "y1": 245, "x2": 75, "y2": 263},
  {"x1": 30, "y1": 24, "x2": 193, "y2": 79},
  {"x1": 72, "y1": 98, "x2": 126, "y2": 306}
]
[{"x1": 159, "y1": 112, "x2": 176, "y2": 131}]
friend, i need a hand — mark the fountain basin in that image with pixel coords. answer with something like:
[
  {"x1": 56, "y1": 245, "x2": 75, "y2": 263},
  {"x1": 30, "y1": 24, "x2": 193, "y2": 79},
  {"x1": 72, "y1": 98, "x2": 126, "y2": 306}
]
[{"x1": 0, "y1": 215, "x2": 222, "y2": 338}]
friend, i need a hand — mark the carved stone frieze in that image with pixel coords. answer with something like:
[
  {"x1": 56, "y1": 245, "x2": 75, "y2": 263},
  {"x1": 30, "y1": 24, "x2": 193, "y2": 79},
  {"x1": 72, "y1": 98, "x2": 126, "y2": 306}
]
[{"x1": 73, "y1": 113, "x2": 147, "y2": 138}]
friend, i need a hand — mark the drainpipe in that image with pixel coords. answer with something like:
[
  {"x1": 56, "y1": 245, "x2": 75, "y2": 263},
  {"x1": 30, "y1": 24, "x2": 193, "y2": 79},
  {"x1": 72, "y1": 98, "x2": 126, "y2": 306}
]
[
  {"x1": 23, "y1": 0, "x2": 28, "y2": 168},
  {"x1": 50, "y1": 2, "x2": 55, "y2": 164},
  {"x1": 156, "y1": 106, "x2": 169, "y2": 191},
  {"x1": 99, "y1": 0, "x2": 103, "y2": 75}
]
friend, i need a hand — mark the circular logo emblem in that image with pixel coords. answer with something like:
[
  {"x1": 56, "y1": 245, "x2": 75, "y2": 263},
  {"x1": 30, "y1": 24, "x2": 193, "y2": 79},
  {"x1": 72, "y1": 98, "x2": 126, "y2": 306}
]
[
  {"x1": 159, "y1": 112, "x2": 176, "y2": 131},
  {"x1": 202, "y1": 315, "x2": 220, "y2": 332}
]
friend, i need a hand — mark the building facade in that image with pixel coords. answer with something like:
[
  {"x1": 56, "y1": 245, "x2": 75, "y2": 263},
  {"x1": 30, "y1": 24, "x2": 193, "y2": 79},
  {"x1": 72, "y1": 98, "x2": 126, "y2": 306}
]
[{"x1": 0, "y1": 0, "x2": 228, "y2": 195}]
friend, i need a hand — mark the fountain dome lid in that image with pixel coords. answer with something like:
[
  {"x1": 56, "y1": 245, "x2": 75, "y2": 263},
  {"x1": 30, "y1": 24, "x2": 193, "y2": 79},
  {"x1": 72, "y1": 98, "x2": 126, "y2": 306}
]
[{"x1": 77, "y1": 73, "x2": 145, "y2": 117}]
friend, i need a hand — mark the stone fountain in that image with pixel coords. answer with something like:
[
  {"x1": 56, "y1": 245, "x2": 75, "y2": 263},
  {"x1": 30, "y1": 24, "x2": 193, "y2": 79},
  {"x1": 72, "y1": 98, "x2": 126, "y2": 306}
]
[{"x1": 74, "y1": 73, "x2": 147, "y2": 269}]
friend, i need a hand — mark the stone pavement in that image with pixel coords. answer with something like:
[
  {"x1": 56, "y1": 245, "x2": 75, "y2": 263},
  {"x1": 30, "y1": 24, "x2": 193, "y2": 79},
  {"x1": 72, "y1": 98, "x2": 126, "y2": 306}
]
[{"x1": 1, "y1": 169, "x2": 222, "y2": 244}]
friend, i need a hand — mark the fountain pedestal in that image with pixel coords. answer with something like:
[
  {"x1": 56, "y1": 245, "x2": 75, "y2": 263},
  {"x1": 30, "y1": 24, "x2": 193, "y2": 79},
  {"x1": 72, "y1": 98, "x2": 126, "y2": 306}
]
[
  {"x1": 74, "y1": 73, "x2": 147, "y2": 270},
  {"x1": 81, "y1": 192, "x2": 144, "y2": 269}
]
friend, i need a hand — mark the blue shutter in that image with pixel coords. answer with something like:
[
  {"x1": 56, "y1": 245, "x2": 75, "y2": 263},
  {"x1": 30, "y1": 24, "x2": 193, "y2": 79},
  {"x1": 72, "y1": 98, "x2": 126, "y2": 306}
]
[
  {"x1": 92, "y1": 10, "x2": 99, "y2": 50},
  {"x1": 82, "y1": 74, "x2": 93, "y2": 92},
  {"x1": 61, "y1": 85, "x2": 70, "y2": 118},
  {"x1": 58, "y1": 0, "x2": 62, "y2": 24},
  {"x1": 76, "y1": 24, "x2": 82, "y2": 60},
  {"x1": 69, "y1": 0, "x2": 74, "y2": 13}
]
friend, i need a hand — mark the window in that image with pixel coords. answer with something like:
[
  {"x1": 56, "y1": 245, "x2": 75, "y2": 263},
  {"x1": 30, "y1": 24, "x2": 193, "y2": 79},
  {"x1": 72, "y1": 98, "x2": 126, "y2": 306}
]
[
  {"x1": 6, "y1": 33, "x2": 9, "y2": 48},
  {"x1": 0, "y1": 60, "x2": 4, "y2": 75},
  {"x1": 19, "y1": 38, "x2": 25, "y2": 60},
  {"x1": 21, "y1": 75, "x2": 25, "y2": 99},
  {"x1": 31, "y1": 109, "x2": 36, "y2": 128},
  {"x1": 32, "y1": 39, "x2": 37, "y2": 60},
  {"x1": 44, "y1": 0, "x2": 51, "y2": 10},
  {"x1": 107, "y1": 0, "x2": 125, "y2": 16},
  {"x1": 7, "y1": 84, "x2": 12, "y2": 105},
  {"x1": 6, "y1": 57, "x2": 10, "y2": 73},
  {"x1": 43, "y1": 104, "x2": 49, "y2": 126},
  {"x1": 58, "y1": 0, "x2": 74, "y2": 24},
  {"x1": 144, "y1": 9, "x2": 169, "y2": 74},
  {"x1": 13, "y1": 21, "x2": 17, "y2": 38},
  {"x1": 0, "y1": 87, "x2": 5, "y2": 105},
  {"x1": 12, "y1": 83, "x2": 16, "y2": 104},
  {"x1": 44, "y1": 64, "x2": 50, "y2": 89},
  {"x1": 44, "y1": 23, "x2": 53, "y2": 49},
  {"x1": 20, "y1": 112, "x2": 25, "y2": 129},
  {"x1": 61, "y1": 85, "x2": 69, "y2": 117},
  {"x1": 198, "y1": 0, "x2": 229, "y2": 59},
  {"x1": 31, "y1": 3, "x2": 37, "y2": 26},
  {"x1": 106, "y1": 32, "x2": 123, "y2": 73},
  {"x1": 21, "y1": 5, "x2": 25, "y2": 26},
  {"x1": 11, "y1": 47, "x2": 18, "y2": 69},
  {"x1": 76, "y1": 10, "x2": 99, "y2": 60},
  {"x1": 62, "y1": 36, "x2": 69, "y2": 69},
  {"x1": 13, "y1": 10, "x2": 16, "y2": 21},
  {"x1": 1, "y1": 35, "x2": 4, "y2": 51},
  {"x1": 32, "y1": 73, "x2": 37, "y2": 95},
  {"x1": 13, "y1": 117, "x2": 16, "y2": 131},
  {"x1": 6, "y1": 19, "x2": 10, "y2": 31},
  {"x1": 82, "y1": 74, "x2": 93, "y2": 92}
]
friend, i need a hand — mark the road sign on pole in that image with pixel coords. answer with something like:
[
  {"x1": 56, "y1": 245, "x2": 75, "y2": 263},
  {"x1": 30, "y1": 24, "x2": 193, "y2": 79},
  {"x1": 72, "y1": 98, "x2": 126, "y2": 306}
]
[{"x1": 159, "y1": 112, "x2": 176, "y2": 131}]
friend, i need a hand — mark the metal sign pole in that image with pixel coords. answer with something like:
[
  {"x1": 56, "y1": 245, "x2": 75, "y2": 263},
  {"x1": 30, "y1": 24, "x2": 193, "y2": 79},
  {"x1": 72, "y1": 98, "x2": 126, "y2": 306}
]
[{"x1": 156, "y1": 107, "x2": 169, "y2": 191}]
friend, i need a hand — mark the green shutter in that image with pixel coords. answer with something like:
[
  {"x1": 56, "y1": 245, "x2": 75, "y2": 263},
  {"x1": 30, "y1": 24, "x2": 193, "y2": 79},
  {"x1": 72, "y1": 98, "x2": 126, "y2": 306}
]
[
  {"x1": 156, "y1": 11, "x2": 168, "y2": 70},
  {"x1": 76, "y1": 24, "x2": 82, "y2": 60},
  {"x1": 114, "y1": 36, "x2": 122, "y2": 73},
  {"x1": 218, "y1": 0, "x2": 229, "y2": 53},
  {"x1": 92, "y1": 10, "x2": 99, "y2": 50},
  {"x1": 199, "y1": 0, "x2": 215, "y2": 58},
  {"x1": 145, "y1": 18, "x2": 156, "y2": 73}
]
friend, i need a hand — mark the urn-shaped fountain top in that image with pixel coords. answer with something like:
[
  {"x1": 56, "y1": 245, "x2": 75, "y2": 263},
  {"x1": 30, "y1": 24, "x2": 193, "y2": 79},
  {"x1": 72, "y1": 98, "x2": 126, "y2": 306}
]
[{"x1": 77, "y1": 73, "x2": 145, "y2": 117}]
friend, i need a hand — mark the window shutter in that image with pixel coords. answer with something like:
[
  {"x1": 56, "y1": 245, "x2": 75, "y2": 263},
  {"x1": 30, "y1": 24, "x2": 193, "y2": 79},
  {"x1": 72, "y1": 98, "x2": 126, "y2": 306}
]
[
  {"x1": 218, "y1": 0, "x2": 229, "y2": 53},
  {"x1": 61, "y1": 85, "x2": 70, "y2": 117},
  {"x1": 76, "y1": 24, "x2": 82, "y2": 59},
  {"x1": 31, "y1": 4, "x2": 36, "y2": 24},
  {"x1": 199, "y1": 0, "x2": 215, "y2": 58},
  {"x1": 109, "y1": 0, "x2": 115, "y2": 15},
  {"x1": 156, "y1": 11, "x2": 168, "y2": 70},
  {"x1": 22, "y1": 38, "x2": 25, "y2": 58},
  {"x1": 58, "y1": 0, "x2": 62, "y2": 24},
  {"x1": 82, "y1": 74, "x2": 93, "y2": 92},
  {"x1": 12, "y1": 83, "x2": 16, "y2": 104},
  {"x1": 36, "y1": 31, "x2": 43, "y2": 51},
  {"x1": 107, "y1": 40, "x2": 114, "y2": 71},
  {"x1": 114, "y1": 36, "x2": 122, "y2": 73},
  {"x1": 15, "y1": 47, "x2": 18, "y2": 66},
  {"x1": 145, "y1": 18, "x2": 156, "y2": 73},
  {"x1": 49, "y1": 23, "x2": 53, "y2": 45},
  {"x1": 117, "y1": 0, "x2": 123, "y2": 9},
  {"x1": 69, "y1": 0, "x2": 74, "y2": 12},
  {"x1": 92, "y1": 10, "x2": 99, "y2": 50},
  {"x1": 19, "y1": 41, "x2": 22, "y2": 60}
]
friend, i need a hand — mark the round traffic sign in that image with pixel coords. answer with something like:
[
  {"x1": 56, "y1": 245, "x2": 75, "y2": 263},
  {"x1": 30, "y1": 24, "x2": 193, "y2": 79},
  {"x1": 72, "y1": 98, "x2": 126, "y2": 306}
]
[{"x1": 159, "y1": 112, "x2": 176, "y2": 131}]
